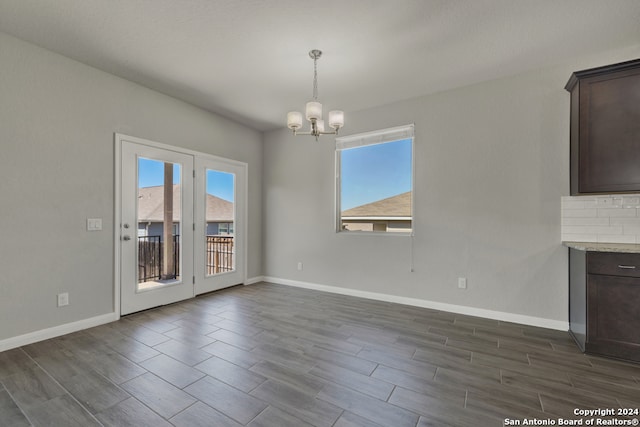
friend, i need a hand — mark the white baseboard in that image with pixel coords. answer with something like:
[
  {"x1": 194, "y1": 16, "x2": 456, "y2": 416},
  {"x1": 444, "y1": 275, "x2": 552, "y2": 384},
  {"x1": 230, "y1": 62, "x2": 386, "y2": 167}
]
[
  {"x1": 263, "y1": 276, "x2": 569, "y2": 331},
  {"x1": 245, "y1": 276, "x2": 265, "y2": 285},
  {"x1": 0, "y1": 312, "x2": 119, "y2": 352}
]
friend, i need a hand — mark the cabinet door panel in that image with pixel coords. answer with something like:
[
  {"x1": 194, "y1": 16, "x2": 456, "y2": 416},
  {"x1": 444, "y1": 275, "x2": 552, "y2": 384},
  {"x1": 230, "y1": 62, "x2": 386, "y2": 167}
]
[
  {"x1": 587, "y1": 274, "x2": 640, "y2": 361},
  {"x1": 579, "y1": 71, "x2": 640, "y2": 193},
  {"x1": 567, "y1": 59, "x2": 640, "y2": 195}
]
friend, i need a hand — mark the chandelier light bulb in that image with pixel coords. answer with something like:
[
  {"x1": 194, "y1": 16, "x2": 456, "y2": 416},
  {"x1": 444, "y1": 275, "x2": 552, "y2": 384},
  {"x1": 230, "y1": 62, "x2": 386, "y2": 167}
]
[
  {"x1": 305, "y1": 101, "x2": 322, "y2": 121},
  {"x1": 287, "y1": 111, "x2": 303, "y2": 130},
  {"x1": 329, "y1": 110, "x2": 344, "y2": 130}
]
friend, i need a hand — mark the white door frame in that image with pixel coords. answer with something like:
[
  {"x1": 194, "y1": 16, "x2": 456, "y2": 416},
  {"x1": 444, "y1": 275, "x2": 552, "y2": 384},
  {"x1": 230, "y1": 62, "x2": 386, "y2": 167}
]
[{"x1": 114, "y1": 133, "x2": 248, "y2": 316}]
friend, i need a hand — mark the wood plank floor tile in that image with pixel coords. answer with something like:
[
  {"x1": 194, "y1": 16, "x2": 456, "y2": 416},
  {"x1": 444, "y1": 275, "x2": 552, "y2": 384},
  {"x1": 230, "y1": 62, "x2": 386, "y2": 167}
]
[
  {"x1": 169, "y1": 401, "x2": 243, "y2": 427},
  {"x1": 0, "y1": 349, "x2": 37, "y2": 380},
  {"x1": 25, "y1": 394, "x2": 101, "y2": 427},
  {"x1": 333, "y1": 410, "x2": 385, "y2": 427},
  {"x1": 357, "y1": 347, "x2": 437, "y2": 379},
  {"x1": 250, "y1": 379, "x2": 343, "y2": 427},
  {"x1": 120, "y1": 372, "x2": 196, "y2": 419},
  {"x1": 539, "y1": 388, "x2": 621, "y2": 418},
  {"x1": 500, "y1": 368, "x2": 575, "y2": 395},
  {"x1": 200, "y1": 340, "x2": 262, "y2": 369},
  {"x1": 122, "y1": 324, "x2": 172, "y2": 347},
  {"x1": 318, "y1": 383, "x2": 419, "y2": 427},
  {"x1": 214, "y1": 318, "x2": 264, "y2": 337},
  {"x1": 249, "y1": 360, "x2": 327, "y2": 395},
  {"x1": 415, "y1": 408, "x2": 503, "y2": 427},
  {"x1": 309, "y1": 361, "x2": 394, "y2": 401},
  {"x1": 102, "y1": 335, "x2": 161, "y2": 363},
  {"x1": 0, "y1": 387, "x2": 30, "y2": 427},
  {"x1": 140, "y1": 354, "x2": 206, "y2": 389},
  {"x1": 152, "y1": 339, "x2": 212, "y2": 367},
  {"x1": 465, "y1": 389, "x2": 548, "y2": 420},
  {"x1": 469, "y1": 382, "x2": 542, "y2": 410},
  {"x1": 125, "y1": 314, "x2": 178, "y2": 334},
  {"x1": 371, "y1": 364, "x2": 466, "y2": 402},
  {"x1": 58, "y1": 369, "x2": 130, "y2": 414},
  {"x1": 246, "y1": 405, "x2": 315, "y2": 427},
  {"x1": 250, "y1": 342, "x2": 316, "y2": 372},
  {"x1": 22, "y1": 348, "x2": 94, "y2": 385},
  {"x1": 348, "y1": 337, "x2": 417, "y2": 359},
  {"x1": 208, "y1": 328, "x2": 259, "y2": 350},
  {"x1": 194, "y1": 356, "x2": 266, "y2": 392},
  {"x1": 413, "y1": 345, "x2": 473, "y2": 368},
  {"x1": 162, "y1": 326, "x2": 217, "y2": 348},
  {"x1": 303, "y1": 345, "x2": 378, "y2": 376},
  {"x1": 82, "y1": 349, "x2": 148, "y2": 385},
  {"x1": 388, "y1": 386, "x2": 466, "y2": 418},
  {"x1": 1, "y1": 366, "x2": 66, "y2": 410},
  {"x1": 171, "y1": 317, "x2": 223, "y2": 332},
  {"x1": 21, "y1": 338, "x2": 67, "y2": 359},
  {"x1": 95, "y1": 397, "x2": 174, "y2": 427},
  {"x1": 433, "y1": 365, "x2": 501, "y2": 390},
  {"x1": 569, "y1": 374, "x2": 640, "y2": 402},
  {"x1": 471, "y1": 351, "x2": 533, "y2": 372},
  {"x1": 185, "y1": 376, "x2": 268, "y2": 424}
]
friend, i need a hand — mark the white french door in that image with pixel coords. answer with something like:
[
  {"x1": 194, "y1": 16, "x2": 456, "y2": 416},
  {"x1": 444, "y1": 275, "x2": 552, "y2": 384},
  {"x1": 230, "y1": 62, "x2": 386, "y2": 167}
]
[
  {"x1": 117, "y1": 135, "x2": 246, "y2": 316},
  {"x1": 194, "y1": 157, "x2": 246, "y2": 294},
  {"x1": 120, "y1": 140, "x2": 195, "y2": 315}
]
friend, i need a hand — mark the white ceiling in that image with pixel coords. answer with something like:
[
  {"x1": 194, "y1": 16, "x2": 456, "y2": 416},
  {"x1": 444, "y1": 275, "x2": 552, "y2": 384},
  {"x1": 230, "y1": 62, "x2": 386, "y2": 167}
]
[{"x1": 1, "y1": 0, "x2": 639, "y2": 131}]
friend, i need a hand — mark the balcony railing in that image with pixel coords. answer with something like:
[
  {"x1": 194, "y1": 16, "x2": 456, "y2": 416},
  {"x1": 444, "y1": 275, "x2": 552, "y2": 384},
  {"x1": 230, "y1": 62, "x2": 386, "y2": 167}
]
[
  {"x1": 138, "y1": 235, "x2": 234, "y2": 283},
  {"x1": 138, "y1": 235, "x2": 180, "y2": 283},
  {"x1": 206, "y1": 235, "x2": 234, "y2": 275}
]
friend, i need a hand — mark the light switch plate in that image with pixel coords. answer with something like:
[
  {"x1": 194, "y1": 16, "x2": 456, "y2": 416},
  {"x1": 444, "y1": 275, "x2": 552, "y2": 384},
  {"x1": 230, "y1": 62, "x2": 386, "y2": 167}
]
[{"x1": 87, "y1": 218, "x2": 102, "y2": 231}]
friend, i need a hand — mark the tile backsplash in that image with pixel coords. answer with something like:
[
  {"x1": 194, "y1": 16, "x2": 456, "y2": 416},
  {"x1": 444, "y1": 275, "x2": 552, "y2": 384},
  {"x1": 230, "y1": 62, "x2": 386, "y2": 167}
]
[{"x1": 561, "y1": 194, "x2": 640, "y2": 243}]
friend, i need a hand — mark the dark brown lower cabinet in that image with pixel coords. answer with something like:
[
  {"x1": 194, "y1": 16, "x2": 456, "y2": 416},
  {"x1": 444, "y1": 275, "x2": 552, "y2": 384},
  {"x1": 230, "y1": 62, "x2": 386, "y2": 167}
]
[{"x1": 569, "y1": 248, "x2": 640, "y2": 363}]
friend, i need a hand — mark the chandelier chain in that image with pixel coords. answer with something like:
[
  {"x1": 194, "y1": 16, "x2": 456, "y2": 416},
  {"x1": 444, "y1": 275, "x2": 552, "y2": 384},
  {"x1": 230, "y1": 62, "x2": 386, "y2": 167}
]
[{"x1": 312, "y1": 56, "x2": 318, "y2": 101}]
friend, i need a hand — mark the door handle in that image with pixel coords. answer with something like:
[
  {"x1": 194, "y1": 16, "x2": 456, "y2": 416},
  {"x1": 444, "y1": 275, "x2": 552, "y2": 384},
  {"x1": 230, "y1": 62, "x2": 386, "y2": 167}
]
[
  {"x1": 618, "y1": 265, "x2": 636, "y2": 269},
  {"x1": 122, "y1": 235, "x2": 131, "y2": 241}
]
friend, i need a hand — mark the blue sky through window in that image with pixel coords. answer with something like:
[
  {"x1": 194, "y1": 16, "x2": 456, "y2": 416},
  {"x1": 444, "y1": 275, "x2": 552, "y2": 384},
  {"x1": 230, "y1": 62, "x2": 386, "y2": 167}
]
[
  {"x1": 138, "y1": 138, "x2": 411, "y2": 211},
  {"x1": 206, "y1": 169, "x2": 234, "y2": 202},
  {"x1": 340, "y1": 138, "x2": 412, "y2": 210},
  {"x1": 138, "y1": 158, "x2": 181, "y2": 187},
  {"x1": 138, "y1": 158, "x2": 234, "y2": 202}
]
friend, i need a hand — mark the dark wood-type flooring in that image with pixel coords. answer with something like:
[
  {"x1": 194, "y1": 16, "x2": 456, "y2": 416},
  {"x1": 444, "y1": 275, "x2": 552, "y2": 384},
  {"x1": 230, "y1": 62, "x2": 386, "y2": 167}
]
[{"x1": 1, "y1": 282, "x2": 639, "y2": 426}]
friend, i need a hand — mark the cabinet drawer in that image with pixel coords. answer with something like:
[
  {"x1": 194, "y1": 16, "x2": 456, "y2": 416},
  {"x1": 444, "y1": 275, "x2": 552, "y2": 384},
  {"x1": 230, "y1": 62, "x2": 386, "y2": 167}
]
[{"x1": 587, "y1": 252, "x2": 640, "y2": 278}]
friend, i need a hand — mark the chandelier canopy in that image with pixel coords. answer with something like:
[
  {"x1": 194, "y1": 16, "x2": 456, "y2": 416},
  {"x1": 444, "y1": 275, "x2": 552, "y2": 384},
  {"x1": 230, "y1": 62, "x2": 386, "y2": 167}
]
[{"x1": 287, "y1": 50, "x2": 344, "y2": 141}]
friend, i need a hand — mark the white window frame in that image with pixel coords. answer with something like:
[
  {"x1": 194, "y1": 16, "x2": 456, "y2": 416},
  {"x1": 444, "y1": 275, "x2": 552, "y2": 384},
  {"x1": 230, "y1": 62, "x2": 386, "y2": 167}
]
[
  {"x1": 218, "y1": 222, "x2": 229, "y2": 235},
  {"x1": 335, "y1": 124, "x2": 415, "y2": 236}
]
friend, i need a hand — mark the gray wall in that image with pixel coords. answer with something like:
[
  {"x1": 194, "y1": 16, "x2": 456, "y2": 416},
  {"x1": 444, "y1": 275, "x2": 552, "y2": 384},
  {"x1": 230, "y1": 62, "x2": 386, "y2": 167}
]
[
  {"x1": 262, "y1": 45, "x2": 640, "y2": 324},
  {"x1": 0, "y1": 32, "x2": 262, "y2": 341}
]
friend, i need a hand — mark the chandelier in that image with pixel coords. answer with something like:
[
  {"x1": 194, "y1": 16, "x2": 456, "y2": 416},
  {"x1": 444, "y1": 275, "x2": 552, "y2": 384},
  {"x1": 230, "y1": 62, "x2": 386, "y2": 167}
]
[{"x1": 287, "y1": 49, "x2": 344, "y2": 141}]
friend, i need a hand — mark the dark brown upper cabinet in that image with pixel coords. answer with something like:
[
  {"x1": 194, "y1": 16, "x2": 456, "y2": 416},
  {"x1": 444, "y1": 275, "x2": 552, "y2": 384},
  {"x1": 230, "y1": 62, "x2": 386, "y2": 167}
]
[{"x1": 566, "y1": 59, "x2": 640, "y2": 195}]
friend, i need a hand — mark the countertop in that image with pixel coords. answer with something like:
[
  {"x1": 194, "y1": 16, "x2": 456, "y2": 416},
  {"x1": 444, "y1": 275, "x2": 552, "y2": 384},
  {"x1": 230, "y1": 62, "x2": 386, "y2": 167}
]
[{"x1": 563, "y1": 241, "x2": 640, "y2": 253}]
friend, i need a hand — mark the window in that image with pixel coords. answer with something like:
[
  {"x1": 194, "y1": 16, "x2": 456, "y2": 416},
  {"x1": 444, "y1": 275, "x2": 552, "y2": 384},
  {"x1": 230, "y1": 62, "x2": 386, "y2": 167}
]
[
  {"x1": 336, "y1": 125, "x2": 414, "y2": 234},
  {"x1": 217, "y1": 222, "x2": 233, "y2": 235}
]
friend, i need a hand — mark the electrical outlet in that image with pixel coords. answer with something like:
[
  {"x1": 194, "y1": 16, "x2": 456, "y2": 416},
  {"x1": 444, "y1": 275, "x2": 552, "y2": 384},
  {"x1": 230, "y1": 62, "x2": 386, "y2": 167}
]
[
  {"x1": 57, "y1": 292, "x2": 69, "y2": 307},
  {"x1": 297, "y1": 262, "x2": 303, "y2": 271},
  {"x1": 458, "y1": 277, "x2": 467, "y2": 289}
]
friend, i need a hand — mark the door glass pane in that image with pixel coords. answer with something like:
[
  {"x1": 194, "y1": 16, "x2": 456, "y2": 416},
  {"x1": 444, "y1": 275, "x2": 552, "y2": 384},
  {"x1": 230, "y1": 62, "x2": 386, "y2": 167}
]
[
  {"x1": 137, "y1": 157, "x2": 182, "y2": 290},
  {"x1": 205, "y1": 169, "x2": 235, "y2": 276}
]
